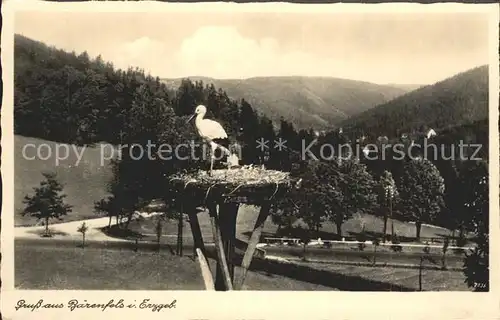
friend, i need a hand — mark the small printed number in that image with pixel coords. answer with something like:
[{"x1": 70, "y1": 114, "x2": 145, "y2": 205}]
[{"x1": 473, "y1": 282, "x2": 486, "y2": 288}]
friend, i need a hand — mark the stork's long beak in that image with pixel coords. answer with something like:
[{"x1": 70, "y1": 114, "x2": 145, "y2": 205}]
[{"x1": 186, "y1": 113, "x2": 195, "y2": 124}]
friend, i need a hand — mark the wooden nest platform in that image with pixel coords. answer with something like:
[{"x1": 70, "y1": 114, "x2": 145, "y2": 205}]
[
  {"x1": 170, "y1": 166, "x2": 296, "y2": 205},
  {"x1": 168, "y1": 167, "x2": 297, "y2": 291}
]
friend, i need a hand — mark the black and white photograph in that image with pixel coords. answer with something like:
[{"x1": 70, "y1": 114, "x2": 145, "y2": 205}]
[{"x1": 1, "y1": 2, "x2": 499, "y2": 318}]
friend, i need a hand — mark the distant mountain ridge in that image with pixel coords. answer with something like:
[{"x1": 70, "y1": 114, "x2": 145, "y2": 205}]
[
  {"x1": 162, "y1": 76, "x2": 410, "y2": 130},
  {"x1": 385, "y1": 84, "x2": 424, "y2": 92},
  {"x1": 341, "y1": 65, "x2": 489, "y2": 138}
]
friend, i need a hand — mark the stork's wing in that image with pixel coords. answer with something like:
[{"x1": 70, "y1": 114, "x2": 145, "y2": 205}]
[{"x1": 200, "y1": 119, "x2": 228, "y2": 140}]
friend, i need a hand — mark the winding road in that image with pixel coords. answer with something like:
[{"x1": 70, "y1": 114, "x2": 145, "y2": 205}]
[{"x1": 14, "y1": 216, "x2": 469, "y2": 270}]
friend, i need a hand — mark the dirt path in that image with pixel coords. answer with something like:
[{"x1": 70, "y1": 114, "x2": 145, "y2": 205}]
[{"x1": 14, "y1": 217, "x2": 124, "y2": 242}]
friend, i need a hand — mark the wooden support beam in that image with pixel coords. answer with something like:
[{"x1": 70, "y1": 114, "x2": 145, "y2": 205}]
[
  {"x1": 188, "y1": 210, "x2": 206, "y2": 257},
  {"x1": 176, "y1": 212, "x2": 183, "y2": 256},
  {"x1": 208, "y1": 204, "x2": 233, "y2": 291},
  {"x1": 235, "y1": 238, "x2": 266, "y2": 259},
  {"x1": 196, "y1": 248, "x2": 215, "y2": 290},
  {"x1": 218, "y1": 203, "x2": 239, "y2": 281},
  {"x1": 171, "y1": 171, "x2": 294, "y2": 291},
  {"x1": 235, "y1": 202, "x2": 271, "y2": 290}
]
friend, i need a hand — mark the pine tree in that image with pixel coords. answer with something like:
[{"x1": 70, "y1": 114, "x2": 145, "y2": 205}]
[
  {"x1": 239, "y1": 99, "x2": 261, "y2": 165},
  {"x1": 259, "y1": 116, "x2": 277, "y2": 169},
  {"x1": 276, "y1": 119, "x2": 299, "y2": 171},
  {"x1": 21, "y1": 172, "x2": 73, "y2": 236}
]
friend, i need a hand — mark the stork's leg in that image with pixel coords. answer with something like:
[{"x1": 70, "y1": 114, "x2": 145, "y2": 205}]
[
  {"x1": 210, "y1": 155, "x2": 214, "y2": 176},
  {"x1": 209, "y1": 143, "x2": 216, "y2": 176}
]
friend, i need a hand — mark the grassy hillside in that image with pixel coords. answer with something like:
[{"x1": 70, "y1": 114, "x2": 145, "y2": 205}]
[
  {"x1": 341, "y1": 65, "x2": 489, "y2": 138},
  {"x1": 15, "y1": 135, "x2": 116, "y2": 226},
  {"x1": 163, "y1": 76, "x2": 408, "y2": 130}
]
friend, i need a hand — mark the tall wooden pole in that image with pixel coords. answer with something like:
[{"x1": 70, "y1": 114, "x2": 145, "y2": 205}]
[
  {"x1": 390, "y1": 195, "x2": 394, "y2": 241},
  {"x1": 188, "y1": 210, "x2": 206, "y2": 257},
  {"x1": 236, "y1": 201, "x2": 270, "y2": 289},
  {"x1": 217, "y1": 203, "x2": 239, "y2": 284},
  {"x1": 419, "y1": 256, "x2": 423, "y2": 291},
  {"x1": 209, "y1": 203, "x2": 233, "y2": 291},
  {"x1": 177, "y1": 212, "x2": 183, "y2": 256},
  {"x1": 196, "y1": 249, "x2": 215, "y2": 290}
]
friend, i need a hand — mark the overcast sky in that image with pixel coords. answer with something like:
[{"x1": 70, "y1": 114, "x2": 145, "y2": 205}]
[{"x1": 15, "y1": 10, "x2": 490, "y2": 85}]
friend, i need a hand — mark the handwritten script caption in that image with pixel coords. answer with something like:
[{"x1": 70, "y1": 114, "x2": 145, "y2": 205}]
[{"x1": 16, "y1": 299, "x2": 177, "y2": 312}]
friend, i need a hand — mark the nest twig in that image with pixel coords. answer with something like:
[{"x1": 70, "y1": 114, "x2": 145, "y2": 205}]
[
  {"x1": 170, "y1": 166, "x2": 291, "y2": 188},
  {"x1": 168, "y1": 166, "x2": 295, "y2": 205}
]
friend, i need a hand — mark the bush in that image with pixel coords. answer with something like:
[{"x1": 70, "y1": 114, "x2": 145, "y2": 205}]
[
  {"x1": 453, "y1": 235, "x2": 467, "y2": 254},
  {"x1": 391, "y1": 235, "x2": 402, "y2": 252},
  {"x1": 442, "y1": 238, "x2": 450, "y2": 253},
  {"x1": 323, "y1": 241, "x2": 333, "y2": 249},
  {"x1": 390, "y1": 244, "x2": 403, "y2": 252},
  {"x1": 456, "y1": 235, "x2": 467, "y2": 247},
  {"x1": 356, "y1": 231, "x2": 367, "y2": 242},
  {"x1": 392, "y1": 233, "x2": 401, "y2": 244},
  {"x1": 423, "y1": 242, "x2": 431, "y2": 254},
  {"x1": 288, "y1": 241, "x2": 299, "y2": 247},
  {"x1": 358, "y1": 242, "x2": 366, "y2": 251}
]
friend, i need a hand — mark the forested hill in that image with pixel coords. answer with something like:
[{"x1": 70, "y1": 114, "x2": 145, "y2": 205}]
[
  {"x1": 341, "y1": 65, "x2": 489, "y2": 139},
  {"x1": 15, "y1": 34, "x2": 170, "y2": 145},
  {"x1": 13, "y1": 34, "x2": 276, "y2": 149},
  {"x1": 162, "y1": 76, "x2": 409, "y2": 130}
]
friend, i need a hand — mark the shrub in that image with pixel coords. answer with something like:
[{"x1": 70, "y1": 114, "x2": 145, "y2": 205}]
[
  {"x1": 390, "y1": 244, "x2": 403, "y2": 252},
  {"x1": 390, "y1": 235, "x2": 402, "y2": 252},
  {"x1": 423, "y1": 242, "x2": 431, "y2": 254},
  {"x1": 358, "y1": 242, "x2": 366, "y2": 251},
  {"x1": 288, "y1": 240, "x2": 299, "y2": 247},
  {"x1": 356, "y1": 230, "x2": 368, "y2": 242},
  {"x1": 323, "y1": 241, "x2": 333, "y2": 249},
  {"x1": 456, "y1": 235, "x2": 467, "y2": 247},
  {"x1": 392, "y1": 233, "x2": 401, "y2": 244}
]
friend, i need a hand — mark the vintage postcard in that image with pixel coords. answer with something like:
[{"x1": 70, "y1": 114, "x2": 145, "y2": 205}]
[{"x1": 1, "y1": 1, "x2": 499, "y2": 319}]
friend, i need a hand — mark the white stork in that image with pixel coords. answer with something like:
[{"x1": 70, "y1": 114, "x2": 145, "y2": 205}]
[{"x1": 186, "y1": 105, "x2": 233, "y2": 175}]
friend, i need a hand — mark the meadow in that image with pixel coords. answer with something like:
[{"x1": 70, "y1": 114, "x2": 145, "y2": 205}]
[
  {"x1": 15, "y1": 135, "x2": 115, "y2": 226},
  {"x1": 15, "y1": 239, "x2": 468, "y2": 291},
  {"x1": 15, "y1": 239, "x2": 330, "y2": 291}
]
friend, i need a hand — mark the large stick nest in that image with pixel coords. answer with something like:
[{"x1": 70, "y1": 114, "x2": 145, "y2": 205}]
[{"x1": 169, "y1": 166, "x2": 297, "y2": 205}]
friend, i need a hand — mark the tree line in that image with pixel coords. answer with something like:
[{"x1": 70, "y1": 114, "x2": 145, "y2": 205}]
[{"x1": 339, "y1": 65, "x2": 489, "y2": 141}]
